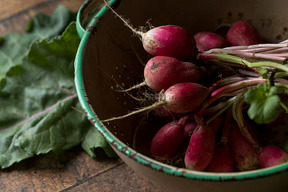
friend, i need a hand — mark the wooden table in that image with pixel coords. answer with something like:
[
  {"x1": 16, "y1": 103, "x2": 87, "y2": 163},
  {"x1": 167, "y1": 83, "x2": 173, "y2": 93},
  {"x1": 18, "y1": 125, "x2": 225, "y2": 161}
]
[{"x1": 0, "y1": 1, "x2": 163, "y2": 191}]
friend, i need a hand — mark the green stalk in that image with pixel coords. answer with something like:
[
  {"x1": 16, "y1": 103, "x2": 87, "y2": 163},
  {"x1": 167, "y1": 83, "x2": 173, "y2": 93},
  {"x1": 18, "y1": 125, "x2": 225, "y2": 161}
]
[
  {"x1": 280, "y1": 102, "x2": 288, "y2": 113},
  {"x1": 274, "y1": 72, "x2": 288, "y2": 78},
  {"x1": 244, "y1": 61, "x2": 288, "y2": 72},
  {"x1": 195, "y1": 77, "x2": 266, "y2": 127},
  {"x1": 206, "y1": 100, "x2": 234, "y2": 124},
  {"x1": 201, "y1": 53, "x2": 288, "y2": 72},
  {"x1": 208, "y1": 76, "x2": 250, "y2": 92},
  {"x1": 204, "y1": 97, "x2": 235, "y2": 116},
  {"x1": 211, "y1": 78, "x2": 266, "y2": 97},
  {"x1": 275, "y1": 82, "x2": 288, "y2": 89},
  {"x1": 200, "y1": 53, "x2": 244, "y2": 65},
  {"x1": 232, "y1": 92, "x2": 259, "y2": 148}
]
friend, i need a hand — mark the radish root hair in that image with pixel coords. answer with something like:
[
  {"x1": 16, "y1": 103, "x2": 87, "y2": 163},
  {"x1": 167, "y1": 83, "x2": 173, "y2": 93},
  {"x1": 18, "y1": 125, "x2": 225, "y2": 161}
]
[
  {"x1": 145, "y1": 18, "x2": 154, "y2": 30},
  {"x1": 103, "y1": 0, "x2": 146, "y2": 38},
  {"x1": 116, "y1": 81, "x2": 147, "y2": 92},
  {"x1": 97, "y1": 64, "x2": 146, "y2": 102},
  {"x1": 128, "y1": 40, "x2": 146, "y2": 66},
  {"x1": 100, "y1": 90, "x2": 166, "y2": 122}
]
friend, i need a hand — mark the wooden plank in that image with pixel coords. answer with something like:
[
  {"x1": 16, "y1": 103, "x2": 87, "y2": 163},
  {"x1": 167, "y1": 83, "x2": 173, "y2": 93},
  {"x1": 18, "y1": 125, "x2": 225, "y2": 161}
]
[
  {"x1": 0, "y1": 0, "x2": 84, "y2": 34},
  {"x1": 0, "y1": 0, "x2": 47, "y2": 20},
  {"x1": 0, "y1": 147, "x2": 163, "y2": 192},
  {"x1": 64, "y1": 162, "x2": 164, "y2": 192},
  {"x1": 0, "y1": 147, "x2": 121, "y2": 192}
]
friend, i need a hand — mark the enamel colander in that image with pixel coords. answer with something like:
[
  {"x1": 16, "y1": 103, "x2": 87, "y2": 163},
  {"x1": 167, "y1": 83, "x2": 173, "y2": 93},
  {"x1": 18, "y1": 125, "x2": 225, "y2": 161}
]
[{"x1": 74, "y1": 0, "x2": 288, "y2": 191}]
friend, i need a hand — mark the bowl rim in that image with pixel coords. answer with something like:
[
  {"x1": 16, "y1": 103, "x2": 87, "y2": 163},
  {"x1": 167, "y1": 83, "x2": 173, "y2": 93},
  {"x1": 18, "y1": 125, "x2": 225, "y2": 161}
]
[{"x1": 74, "y1": 0, "x2": 288, "y2": 182}]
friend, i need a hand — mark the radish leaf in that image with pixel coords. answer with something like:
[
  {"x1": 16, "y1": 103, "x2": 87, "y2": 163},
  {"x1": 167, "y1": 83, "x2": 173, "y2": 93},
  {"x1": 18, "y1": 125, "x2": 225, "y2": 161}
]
[
  {"x1": 0, "y1": 23, "x2": 89, "y2": 169},
  {"x1": 0, "y1": 5, "x2": 76, "y2": 88},
  {"x1": 81, "y1": 128, "x2": 117, "y2": 159},
  {"x1": 244, "y1": 83, "x2": 281, "y2": 124},
  {"x1": 0, "y1": 7, "x2": 116, "y2": 169}
]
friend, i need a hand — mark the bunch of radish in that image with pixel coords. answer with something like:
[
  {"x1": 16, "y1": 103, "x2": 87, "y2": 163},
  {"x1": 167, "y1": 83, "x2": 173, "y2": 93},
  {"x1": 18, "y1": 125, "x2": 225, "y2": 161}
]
[{"x1": 104, "y1": 1, "x2": 288, "y2": 172}]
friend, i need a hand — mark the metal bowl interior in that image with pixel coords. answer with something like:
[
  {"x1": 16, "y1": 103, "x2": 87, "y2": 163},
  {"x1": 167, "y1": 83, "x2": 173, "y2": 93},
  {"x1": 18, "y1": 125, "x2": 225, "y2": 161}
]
[{"x1": 75, "y1": 0, "x2": 288, "y2": 191}]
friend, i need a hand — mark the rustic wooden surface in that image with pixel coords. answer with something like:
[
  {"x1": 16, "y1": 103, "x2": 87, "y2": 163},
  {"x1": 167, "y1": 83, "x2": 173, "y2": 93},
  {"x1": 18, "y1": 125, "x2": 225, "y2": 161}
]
[{"x1": 0, "y1": 0, "x2": 163, "y2": 191}]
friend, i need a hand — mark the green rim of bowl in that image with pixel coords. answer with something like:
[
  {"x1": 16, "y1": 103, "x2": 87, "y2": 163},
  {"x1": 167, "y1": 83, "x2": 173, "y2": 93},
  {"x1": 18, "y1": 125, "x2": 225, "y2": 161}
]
[
  {"x1": 74, "y1": 0, "x2": 288, "y2": 182},
  {"x1": 76, "y1": 0, "x2": 89, "y2": 38}
]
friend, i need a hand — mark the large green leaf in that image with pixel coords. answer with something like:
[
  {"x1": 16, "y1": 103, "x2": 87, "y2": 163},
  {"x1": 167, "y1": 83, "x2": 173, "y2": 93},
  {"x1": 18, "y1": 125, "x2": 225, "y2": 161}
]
[
  {"x1": 0, "y1": 5, "x2": 77, "y2": 85},
  {"x1": 0, "y1": 23, "x2": 79, "y2": 127},
  {"x1": 0, "y1": 18, "x2": 116, "y2": 168},
  {"x1": 0, "y1": 23, "x2": 88, "y2": 168},
  {"x1": 27, "y1": 5, "x2": 77, "y2": 39},
  {"x1": 0, "y1": 96, "x2": 91, "y2": 168},
  {"x1": 81, "y1": 128, "x2": 118, "y2": 159}
]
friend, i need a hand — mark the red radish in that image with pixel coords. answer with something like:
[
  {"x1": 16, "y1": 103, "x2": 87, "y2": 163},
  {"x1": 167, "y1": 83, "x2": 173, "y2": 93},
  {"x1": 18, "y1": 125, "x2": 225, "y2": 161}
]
[
  {"x1": 183, "y1": 120, "x2": 198, "y2": 147},
  {"x1": 142, "y1": 25, "x2": 195, "y2": 59},
  {"x1": 184, "y1": 114, "x2": 223, "y2": 138},
  {"x1": 144, "y1": 56, "x2": 204, "y2": 91},
  {"x1": 126, "y1": 56, "x2": 205, "y2": 92},
  {"x1": 183, "y1": 114, "x2": 222, "y2": 146},
  {"x1": 153, "y1": 106, "x2": 180, "y2": 120},
  {"x1": 104, "y1": 2, "x2": 195, "y2": 60},
  {"x1": 184, "y1": 125, "x2": 215, "y2": 171},
  {"x1": 258, "y1": 145, "x2": 288, "y2": 168},
  {"x1": 194, "y1": 31, "x2": 228, "y2": 52},
  {"x1": 205, "y1": 143, "x2": 234, "y2": 172},
  {"x1": 226, "y1": 20, "x2": 262, "y2": 46},
  {"x1": 206, "y1": 111, "x2": 234, "y2": 172},
  {"x1": 102, "y1": 82, "x2": 210, "y2": 122},
  {"x1": 229, "y1": 122, "x2": 260, "y2": 171},
  {"x1": 150, "y1": 119, "x2": 186, "y2": 159},
  {"x1": 183, "y1": 120, "x2": 198, "y2": 139},
  {"x1": 163, "y1": 82, "x2": 210, "y2": 113}
]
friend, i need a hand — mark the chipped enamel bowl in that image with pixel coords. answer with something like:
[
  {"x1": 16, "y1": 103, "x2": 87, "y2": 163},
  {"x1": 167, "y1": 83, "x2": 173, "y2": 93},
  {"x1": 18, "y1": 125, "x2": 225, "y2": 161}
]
[{"x1": 74, "y1": 0, "x2": 288, "y2": 191}]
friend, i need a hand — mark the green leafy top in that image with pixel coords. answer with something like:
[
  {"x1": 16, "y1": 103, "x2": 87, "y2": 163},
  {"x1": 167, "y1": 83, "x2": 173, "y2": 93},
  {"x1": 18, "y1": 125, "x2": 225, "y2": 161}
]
[
  {"x1": 244, "y1": 83, "x2": 282, "y2": 124},
  {"x1": 0, "y1": 6, "x2": 116, "y2": 169},
  {"x1": 0, "y1": 5, "x2": 76, "y2": 86}
]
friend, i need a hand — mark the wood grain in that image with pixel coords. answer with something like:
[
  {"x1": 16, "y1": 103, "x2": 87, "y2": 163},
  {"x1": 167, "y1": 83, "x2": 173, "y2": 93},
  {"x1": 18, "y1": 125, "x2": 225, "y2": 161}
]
[
  {"x1": 0, "y1": 1, "x2": 163, "y2": 191},
  {"x1": 0, "y1": 0, "x2": 47, "y2": 20},
  {"x1": 0, "y1": 147, "x2": 162, "y2": 192},
  {"x1": 0, "y1": 0, "x2": 84, "y2": 34}
]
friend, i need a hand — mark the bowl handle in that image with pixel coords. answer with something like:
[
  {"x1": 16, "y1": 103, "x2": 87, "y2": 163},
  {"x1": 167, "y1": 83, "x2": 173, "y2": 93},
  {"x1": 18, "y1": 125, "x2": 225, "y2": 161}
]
[{"x1": 76, "y1": 0, "x2": 120, "y2": 39}]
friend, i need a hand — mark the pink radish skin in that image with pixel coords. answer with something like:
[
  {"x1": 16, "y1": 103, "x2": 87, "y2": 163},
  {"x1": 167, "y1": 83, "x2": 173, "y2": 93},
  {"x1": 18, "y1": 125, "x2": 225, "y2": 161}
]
[
  {"x1": 183, "y1": 114, "x2": 223, "y2": 139},
  {"x1": 184, "y1": 121, "x2": 198, "y2": 139},
  {"x1": 184, "y1": 125, "x2": 215, "y2": 171},
  {"x1": 153, "y1": 106, "x2": 182, "y2": 121},
  {"x1": 258, "y1": 145, "x2": 288, "y2": 168},
  {"x1": 150, "y1": 121, "x2": 185, "y2": 159},
  {"x1": 104, "y1": 3, "x2": 195, "y2": 60},
  {"x1": 226, "y1": 20, "x2": 262, "y2": 46},
  {"x1": 101, "y1": 82, "x2": 209, "y2": 122},
  {"x1": 206, "y1": 113, "x2": 233, "y2": 172},
  {"x1": 142, "y1": 25, "x2": 196, "y2": 60},
  {"x1": 229, "y1": 122, "x2": 259, "y2": 171},
  {"x1": 144, "y1": 56, "x2": 204, "y2": 91},
  {"x1": 163, "y1": 82, "x2": 210, "y2": 114},
  {"x1": 205, "y1": 143, "x2": 234, "y2": 172},
  {"x1": 183, "y1": 120, "x2": 198, "y2": 147},
  {"x1": 194, "y1": 31, "x2": 228, "y2": 52}
]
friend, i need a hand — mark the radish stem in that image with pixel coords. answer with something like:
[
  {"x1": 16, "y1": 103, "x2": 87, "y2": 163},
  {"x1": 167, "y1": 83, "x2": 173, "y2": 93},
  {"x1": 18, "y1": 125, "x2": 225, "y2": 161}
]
[
  {"x1": 232, "y1": 92, "x2": 259, "y2": 147},
  {"x1": 195, "y1": 78, "x2": 266, "y2": 126},
  {"x1": 206, "y1": 100, "x2": 233, "y2": 124}
]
